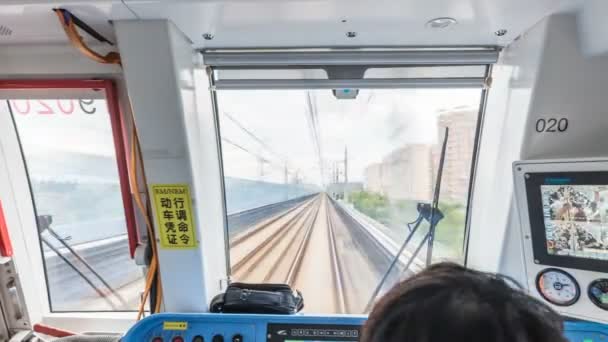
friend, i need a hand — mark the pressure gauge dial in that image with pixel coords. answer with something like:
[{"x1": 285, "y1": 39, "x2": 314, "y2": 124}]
[
  {"x1": 536, "y1": 269, "x2": 580, "y2": 306},
  {"x1": 588, "y1": 279, "x2": 608, "y2": 311}
]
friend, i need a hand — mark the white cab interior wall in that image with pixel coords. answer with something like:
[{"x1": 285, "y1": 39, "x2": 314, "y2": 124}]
[
  {"x1": 114, "y1": 19, "x2": 227, "y2": 312},
  {"x1": 0, "y1": 44, "x2": 121, "y2": 78},
  {"x1": 467, "y1": 16, "x2": 548, "y2": 279},
  {"x1": 577, "y1": 0, "x2": 608, "y2": 57},
  {"x1": 522, "y1": 15, "x2": 608, "y2": 160},
  {"x1": 469, "y1": 13, "x2": 608, "y2": 284}
]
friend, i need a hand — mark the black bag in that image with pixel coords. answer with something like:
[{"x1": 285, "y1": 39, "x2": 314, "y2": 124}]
[{"x1": 210, "y1": 282, "x2": 304, "y2": 314}]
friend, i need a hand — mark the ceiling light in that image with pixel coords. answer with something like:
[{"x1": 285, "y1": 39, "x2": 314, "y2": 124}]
[{"x1": 426, "y1": 17, "x2": 457, "y2": 29}]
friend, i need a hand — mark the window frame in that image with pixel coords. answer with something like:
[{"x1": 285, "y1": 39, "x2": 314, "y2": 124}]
[
  {"x1": 0, "y1": 79, "x2": 137, "y2": 256},
  {"x1": 211, "y1": 65, "x2": 491, "y2": 279},
  {"x1": 0, "y1": 79, "x2": 139, "y2": 326}
]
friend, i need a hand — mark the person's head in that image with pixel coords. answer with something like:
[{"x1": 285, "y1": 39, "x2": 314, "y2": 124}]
[{"x1": 362, "y1": 263, "x2": 567, "y2": 342}]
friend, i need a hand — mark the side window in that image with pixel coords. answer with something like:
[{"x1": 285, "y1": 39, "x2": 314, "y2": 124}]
[{"x1": 5, "y1": 97, "x2": 143, "y2": 312}]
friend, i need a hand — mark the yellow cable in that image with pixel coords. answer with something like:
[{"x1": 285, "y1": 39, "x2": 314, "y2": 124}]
[
  {"x1": 131, "y1": 123, "x2": 163, "y2": 313},
  {"x1": 54, "y1": 8, "x2": 163, "y2": 318},
  {"x1": 136, "y1": 257, "x2": 158, "y2": 320},
  {"x1": 129, "y1": 124, "x2": 163, "y2": 319},
  {"x1": 54, "y1": 9, "x2": 121, "y2": 65},
  {"x1": 154, "y1": 277, "x2": 163, "y2": 313},
  {"x1": 131, "y1": 125, "x2": 159, "y2": 258}
]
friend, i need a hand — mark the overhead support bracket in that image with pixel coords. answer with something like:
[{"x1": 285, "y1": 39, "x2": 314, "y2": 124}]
[
  {"x1": 202, "y1": 49, "x2": 499, "y2": 67},
  {"x1": 213, "y1": 77, "x2": 488, "y2": 90}
]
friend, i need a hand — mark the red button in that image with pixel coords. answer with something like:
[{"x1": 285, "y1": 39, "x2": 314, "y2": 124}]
[
  {"x1": 152, "y1": 338, "x2": 163, "y2": 342},
  {"x1": 172, "y1": 337, "x2": 184, "y2": 342}
]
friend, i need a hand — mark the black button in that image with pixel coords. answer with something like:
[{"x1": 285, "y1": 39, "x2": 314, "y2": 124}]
[
  {"x1": 192, "y1": 336, "x2": 204, "y2": 342},
  {"x1": 232, "y1": 335, "x2": 243, "y2": 342},
  {"x1": 212, "y1": 335, "x2": 224, "y2": 342}
]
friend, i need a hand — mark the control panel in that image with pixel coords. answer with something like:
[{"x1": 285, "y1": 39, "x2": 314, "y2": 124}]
[
  {"x1": 564, "y1": 321, "x2": 608, "y2": 342},
  {"x1": 123, "y1": 313, "x2": 608, "y2": 342},
  {"x1": 121, "y1": 313, "x2": 366, "y2": 342},
  {"x1": 513, "y1": 160, "x2": 608, "y2": 323}
]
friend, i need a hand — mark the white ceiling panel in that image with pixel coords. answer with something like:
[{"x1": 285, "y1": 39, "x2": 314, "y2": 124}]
[
  {"x1": 0, "y1": 0, "x2": 583, "y2": 47},
  {"x1": 123, "y1": 0, "x2": 582, "y2": 48},
  {"x1": 0, "y1": 1, "x2": 135, "y2": 45}
]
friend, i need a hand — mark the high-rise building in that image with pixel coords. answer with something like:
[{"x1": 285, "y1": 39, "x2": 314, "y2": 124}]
[
  {"x1": 382, "y1": 144, "x2": 433, "y2": 201},
  {"x1": 363, "y1": 106, "x2": 477, "y2": 203},
  {"x1": 364, "y1": 163, "x2": 385, "y2": 194},
  {"x1": 364, "y1": 145, "x2": 433, "y2": 201},
  {"x1": 432, "y1": 106, "x2": 478, "y2": 203}
]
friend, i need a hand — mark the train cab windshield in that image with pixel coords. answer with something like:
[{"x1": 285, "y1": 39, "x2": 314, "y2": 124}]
[{"x1": 219, "y1": 87, "x2": 483, "y2": 313}]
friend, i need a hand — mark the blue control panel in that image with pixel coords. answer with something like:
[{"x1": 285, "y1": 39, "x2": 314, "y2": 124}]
[
  {"x1": 564, "y1": 321, "x2": 608, "y2": 342},
  {"x1": 122, "y1": 313, "x2": 366, "y2": 342},
  {"x1": 122, "y1": 313, "x2": 607, "y2": 342}
]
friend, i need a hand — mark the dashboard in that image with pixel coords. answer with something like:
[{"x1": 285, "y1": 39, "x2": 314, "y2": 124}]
[
  {"x1": 514, "y1": 160, "x2": 608, "y2": 323},
  {"x1": 122, "y1": 313, "x2": 608, "y2": 342},
  {"x1": 122, "y1": 313, "x2": 365, "y2": 342}
]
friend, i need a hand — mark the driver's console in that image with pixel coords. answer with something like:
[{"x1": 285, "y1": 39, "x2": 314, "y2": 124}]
[
  {"x1": 122, "y1": 313, "x2": 607, "y2": 342},
  {"x1": 122, "y1": 313, "x2": 364, "y2": 342}
]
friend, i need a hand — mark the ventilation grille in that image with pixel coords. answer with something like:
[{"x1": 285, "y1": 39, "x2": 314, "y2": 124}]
[{"x1": 0, "y1": 25, "x2": 13, "y2": 36}]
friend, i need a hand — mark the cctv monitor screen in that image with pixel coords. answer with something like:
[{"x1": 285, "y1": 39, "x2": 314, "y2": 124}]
[{"x1": 525, "y1": 172, "x2": 608, "y2": 272}]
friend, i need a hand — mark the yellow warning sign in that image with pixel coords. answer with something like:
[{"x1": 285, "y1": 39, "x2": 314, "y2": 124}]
[
  {"x1": 163, "y1": 321, "x2": 188, "y2": 330},
  {"x1": 152, "y1": 184, "x2": 197, "y2": 249}
]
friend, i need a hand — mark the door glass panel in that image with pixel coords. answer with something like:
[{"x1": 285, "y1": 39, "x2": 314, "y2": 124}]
[
  {"x1": 5, "y1": 98, "x2": 143, "y2": 312},
  {"x1": 216, "y1": 88, "x2": 483, "y2": 314}
]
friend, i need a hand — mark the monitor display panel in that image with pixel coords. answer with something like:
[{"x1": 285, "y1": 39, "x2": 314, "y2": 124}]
[
  {"x1": 525, "y1": 172, "x2": 608, "y2": 272},
  {"x1": 542, "y1": 185, "x2": 608, "y2": 260}
]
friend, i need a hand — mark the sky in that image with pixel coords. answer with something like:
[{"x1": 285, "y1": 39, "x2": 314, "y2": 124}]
[
  {"x1": 5, "y1": 99, "x2": 120, "y2": 183},
  {"x1": 3, "y1": 88, "x2": 482, "y2": 187},
  {"x1": 9, "y1": 99, "x2": 116, "y2": 157},
  {"x1": 217, "y1": 88, "x2": 482, "y2": 186}
]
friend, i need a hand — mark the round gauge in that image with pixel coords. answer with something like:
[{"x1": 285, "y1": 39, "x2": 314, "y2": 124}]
[
  {"x1": 588, "y1": 279, "x2": 608, "y2": 311},
  {"x1": 536, "y1": 268, "x2": 580, "y2": 306}
]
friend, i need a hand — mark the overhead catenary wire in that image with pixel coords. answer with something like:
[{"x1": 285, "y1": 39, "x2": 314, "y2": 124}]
[
  {"x1": 222, "y1": 111, "x2": 291, "y2": 165},
  {"x1": 304, "y1": 91, "x2": 325, "y2": 184},
  {"x1": 221, "y1": 137, "x2": 270, "y2": 164},
  {"x1": 221, "y1": 114, "x2": 302, "y2": 179}
]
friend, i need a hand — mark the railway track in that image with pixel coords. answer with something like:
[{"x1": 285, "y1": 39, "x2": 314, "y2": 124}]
[
  {"x1": 230, "y1": 196, "x2": 320, "y2": 278},
  {"x1": 229, "y1": 193, "x2": 385, "y2": 313},
  {"x1": 326, "y1": 196, "x2": 348, "y2": 313}
]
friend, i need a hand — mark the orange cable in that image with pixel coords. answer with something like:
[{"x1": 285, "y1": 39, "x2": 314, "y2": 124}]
[
  {"x1": 136, "y1": 257, "x2": 158, "y2": 320},
  {"x1": 53, "y1": 9, "x2": 121, "y2": 65},
  {"x1": 130, "y1": 124, "x2": 162, "y2": 319},
  {"x1": 131, "y1": 125, "x2": 162, "y2": 314},
  {"x1": 54, "y1": 8, "x2": 163, "y2": 317}
]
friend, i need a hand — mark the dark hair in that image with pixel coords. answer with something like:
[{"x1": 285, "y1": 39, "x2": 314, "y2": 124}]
[{"x1": 362, "y1": 263, "x2": 567, "y2": 342}]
